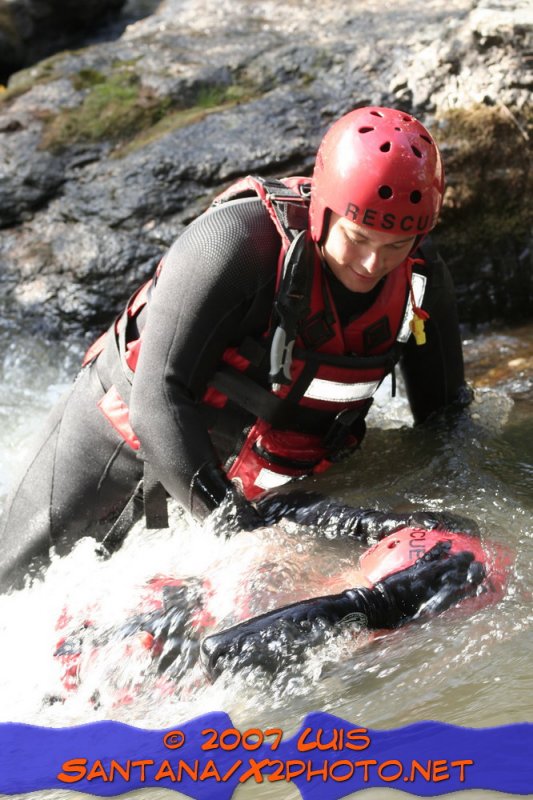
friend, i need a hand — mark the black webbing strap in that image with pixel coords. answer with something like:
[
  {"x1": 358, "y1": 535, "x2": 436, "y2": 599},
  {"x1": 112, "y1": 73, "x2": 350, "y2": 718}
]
[
  {"x1": 143, "y1": 463, "x2": 169, "y2": 529},
  {"x1": 261, "y1": 178, "x2": 309, "y2": 235},
  {"x1": 209, "y1": 365, "x2": 329, "y2": 431},
  {"x1": 291, "y1": 344, "x2": 401, "y2": 370},
  {"x1": 213, "y1": 175, "x2": 313, "y2": 388},
  {"x1": 95, "y1": 463, "x2": 169, "y2": 560},
  {"x1": 269, "y1": 230, "x2": 313, "y2": 386},
  {"x1": 96, "y1": 479, "x2": 145, "y2": 559}
]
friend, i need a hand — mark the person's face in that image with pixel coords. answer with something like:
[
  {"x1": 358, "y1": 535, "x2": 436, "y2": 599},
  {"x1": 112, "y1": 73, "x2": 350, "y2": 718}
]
[{"x1": 320, "y1": 212, "x2": 416, "y2": 293}]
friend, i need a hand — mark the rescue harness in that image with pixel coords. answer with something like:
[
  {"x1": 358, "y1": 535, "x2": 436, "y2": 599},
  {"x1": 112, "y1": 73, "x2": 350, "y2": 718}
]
[{"x1": 82, "y1": 175, "x2": 430, "y2": 551}]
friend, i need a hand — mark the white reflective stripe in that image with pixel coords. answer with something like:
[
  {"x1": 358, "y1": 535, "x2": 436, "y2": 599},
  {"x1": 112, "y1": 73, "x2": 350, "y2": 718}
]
[
  {"x1": 304, "y1": 378, "x2": 380, "y2": 403},
  {"x1": 397, "y1": 272, "x2": 427, "y2": 342},
  {"x1": 254, "y1": 468, "x2": 295, "y2": 491}
]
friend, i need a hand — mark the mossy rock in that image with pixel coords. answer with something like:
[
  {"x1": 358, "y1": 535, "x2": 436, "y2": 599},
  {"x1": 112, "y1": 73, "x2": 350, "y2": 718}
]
[
  {"x1": 39, "y1": 67, "x2": 172, "y2": 150},
  {"x1": 113, "y1": 82, "x2": 258, "y2": 158},
  {"x1": 40, "y1": 67, "x2": 260, "y2": 154},
  {"x1": 432, "y1": 104, "x2": 532, "y2": 326}
]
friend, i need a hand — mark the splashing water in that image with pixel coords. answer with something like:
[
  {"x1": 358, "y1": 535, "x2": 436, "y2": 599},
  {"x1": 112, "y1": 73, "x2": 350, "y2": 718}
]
[{"x1": 0, "y1": 326, "x2": 531, "y2": 800}]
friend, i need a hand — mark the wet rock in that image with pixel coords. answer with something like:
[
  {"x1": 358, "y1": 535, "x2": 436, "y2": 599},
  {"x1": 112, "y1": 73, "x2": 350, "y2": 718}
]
[
  {"x1": 0, "y1": 0, "x2": 127, "y2": 81},
  {"x1": 0, "y1": 124, "x2": 65, "y2": 227},
  {"x1": 0, "y1": 0, "x2": 530, "y2": 335},
  {"x1": 432, "y1": 101, "x2": 532, "y2": 326},
  {"x1": 464, "y1": 324, "x2": 533, "y2": 401},
  {"x1": 390, "y1": 1, "x2": 532, "y2": 113}
]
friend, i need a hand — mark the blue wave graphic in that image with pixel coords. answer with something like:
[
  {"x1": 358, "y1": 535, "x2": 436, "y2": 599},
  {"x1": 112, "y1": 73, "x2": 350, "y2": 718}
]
[{"x1": 0, "y1": 713, "x2": 531, "y2": 797}]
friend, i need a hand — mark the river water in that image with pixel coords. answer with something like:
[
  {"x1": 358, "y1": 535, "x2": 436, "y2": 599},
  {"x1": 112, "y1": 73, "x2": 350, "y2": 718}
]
[{"x1": 0, "y1": 323, "x2": 531, "y2": 800}]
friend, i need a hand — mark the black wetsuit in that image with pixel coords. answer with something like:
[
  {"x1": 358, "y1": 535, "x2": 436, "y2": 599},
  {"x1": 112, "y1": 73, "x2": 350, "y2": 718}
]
[{"x1": 0, "y1": 197, "x2": 466, "y2": 592}]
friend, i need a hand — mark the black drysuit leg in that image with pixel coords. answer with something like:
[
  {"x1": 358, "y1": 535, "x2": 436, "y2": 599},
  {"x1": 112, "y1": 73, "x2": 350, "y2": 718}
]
[{"x1": 0, "y1": 362, "x2": 142, "y2": 592}]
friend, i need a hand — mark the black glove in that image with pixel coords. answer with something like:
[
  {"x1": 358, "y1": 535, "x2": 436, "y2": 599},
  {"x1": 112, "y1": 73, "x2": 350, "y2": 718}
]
[
  {"x1": 54, "y1": 582, "x2": 204, "y2": 681},
  {"x1": 190, "y1": 463, "x2": 265, "y2": 534},
  {"x1": 256, "y1": 490, "x2": 480, "y2": 541},
  {"x1": 364, "y1": 540, "x2": 485, "y2": 626},
  {"x1": 201, "y1": 541, "x2": 485, "y2": 678},
  {"x1": 113, "y1": 582, "x2": 203, "y2": 679}
]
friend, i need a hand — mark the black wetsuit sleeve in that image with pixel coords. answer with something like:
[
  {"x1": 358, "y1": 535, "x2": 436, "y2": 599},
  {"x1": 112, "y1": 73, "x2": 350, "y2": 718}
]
[
  {"x1": 256, "y1": 490, "x2": 480, "y2": 540},
  {"x1": 201, "y1": 541, "x2": 485, "y2": 677},
  {"x1": 400, "y1": 246, "x2": 468, "y2": 423},
  {"x1": 129, "y1": 198, "x2": 280, "y2": 513}
]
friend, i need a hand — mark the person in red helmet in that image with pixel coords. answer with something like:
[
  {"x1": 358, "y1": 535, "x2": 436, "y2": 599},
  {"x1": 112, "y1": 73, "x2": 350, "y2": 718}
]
[{"x1": 0, "y1": 107, "x2": 470, "y2": 593}]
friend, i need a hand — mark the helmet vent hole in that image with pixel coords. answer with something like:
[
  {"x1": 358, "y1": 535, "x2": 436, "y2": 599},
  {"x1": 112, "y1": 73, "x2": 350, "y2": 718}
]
[
  {"x1": 395, "y1": 126, "x2": 401, "y2": 131},
  {"x1": 370, "y1": 110, "x2": 384, "y2": 117},
  {"x1": 420, "y1": 134, "x2": 432, "y2": 145},
  {"x1": 411, "y1": 145, "x2": 422, "y2": 158},
  {"x1": 378, "y1": 185, "x2": 393, "y2": 199},
  {"x1": 410, "y1": 190, "x2": 422, "y2": 204},
  {"x1": 380, "y1": 141, "x2": 391, "y2": 152},
  {"x1": 359, "y1": 126, "x2": 374, "y2": 133},
  {"x1": 402, "y1": 115, "x2": 412, "y2": 122}
]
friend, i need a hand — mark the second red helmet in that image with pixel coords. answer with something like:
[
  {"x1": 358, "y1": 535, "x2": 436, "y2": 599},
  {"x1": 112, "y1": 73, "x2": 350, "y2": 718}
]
[{"x1": 309, "y1": 107, "x2": 445, "y2": 241}]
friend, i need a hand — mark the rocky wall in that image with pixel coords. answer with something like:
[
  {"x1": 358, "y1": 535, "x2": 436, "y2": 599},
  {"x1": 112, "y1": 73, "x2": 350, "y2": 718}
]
[{"x1": 0, "y1": 0, "x2": 530, "y2": 337}]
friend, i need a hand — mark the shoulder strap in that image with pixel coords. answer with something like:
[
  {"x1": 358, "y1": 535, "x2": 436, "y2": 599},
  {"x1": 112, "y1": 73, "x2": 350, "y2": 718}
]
[
  {"x1": 257, "y1": 177, "x2": 310, "y2": 241},
  {"x1": 214, "y1": 175, "x2": 314, "y2": 388},
  {"x1": 213, "y1": 174, "x2": 310, "y2": 245},
  {"x1": 269, "y1": 230, "x2": 314, "y2": 386}
]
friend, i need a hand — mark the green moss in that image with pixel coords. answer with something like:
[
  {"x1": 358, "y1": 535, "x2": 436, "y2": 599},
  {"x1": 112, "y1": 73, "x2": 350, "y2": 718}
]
[
  {"x1": 0, "y1": 51, "x2": 69, "y2": 104},
  {"x1": 0, "y1": 77, "x2": 38, "y2": 104},
  {"x1": 112, "y1": 82, "x2": 260, "y2": 158},
  {"x1": 194, "y1": 83, "x2": 249, "y2": 108},
  {"x1": 112, "y1": 106, "x2": 211, "y2": 157},
  {"x1": 111, "y1": 57, "x2": 141, "y2": 70},
  {"x1": 71, "y1": 68, "x2": 107, "y2": 91},
  {"x1": 40, "y1": 70, "x2": 173, "y2": 151},
  {"x1": 39, "y1": 67, "x2": 261, "y2": 154},
  {"x1": 433, "y1": 104, "x2": 532, "y2": 245}
]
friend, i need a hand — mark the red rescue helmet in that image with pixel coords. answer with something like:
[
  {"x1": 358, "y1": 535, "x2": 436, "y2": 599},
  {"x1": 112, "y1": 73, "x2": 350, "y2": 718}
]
[
  {"x1": 309, "y1": 107, "x2": 445, "y2": 241},
  {"x1": 358, "y1": 527, "x2": 511, "y2": 599}
]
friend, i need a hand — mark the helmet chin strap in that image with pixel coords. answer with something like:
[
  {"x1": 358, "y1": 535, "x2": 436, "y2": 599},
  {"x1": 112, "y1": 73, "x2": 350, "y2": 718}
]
[{"x1": 315, "y1": 207, "x2": 332, "y2": 249}]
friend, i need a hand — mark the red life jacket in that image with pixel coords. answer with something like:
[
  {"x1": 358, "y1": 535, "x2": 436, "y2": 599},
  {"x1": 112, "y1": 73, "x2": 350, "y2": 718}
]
[
  {"x1": 83, "y1": 176, "x2": 428, "y2": 502},
  {"x1": 201, "y1": 176, "x2": 428, "y2": 498}
]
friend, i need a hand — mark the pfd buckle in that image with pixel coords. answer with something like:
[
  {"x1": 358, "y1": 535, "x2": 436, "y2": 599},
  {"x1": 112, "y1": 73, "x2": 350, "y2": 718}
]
[
  {"x1": 269, "y1": 326, "x2": 294, "y2": 391},
  {"x1": 323, "y1": 401, "x2": 373, "y2": 454}
]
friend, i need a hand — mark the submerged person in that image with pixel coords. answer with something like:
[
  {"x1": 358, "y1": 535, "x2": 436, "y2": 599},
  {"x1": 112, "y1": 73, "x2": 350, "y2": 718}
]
[
  {"x1": 0, "y1": 106, "x2": 470, "y2": 592},
  {"x1": 54, "y1": 499, "x2": 508, "y2": 692},
  {"x1": 202, "y1": 522, "x2": 505, "y2": 679},
  {"x1": 203, "y1": 538, "x2": 485, "y2": 678}
]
